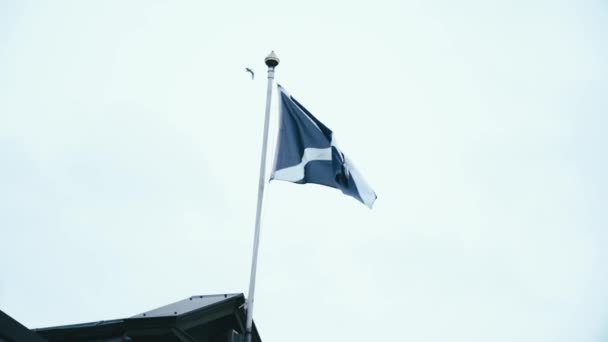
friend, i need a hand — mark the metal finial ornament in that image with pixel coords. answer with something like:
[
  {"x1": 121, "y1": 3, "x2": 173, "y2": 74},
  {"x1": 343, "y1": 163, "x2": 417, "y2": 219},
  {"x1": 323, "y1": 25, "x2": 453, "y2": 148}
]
[
  {"x1": 245, "y1": 67, "x2": 255, "y2": 80},
  {"x1": 264, "y1": 51, "x2": 279, "y2": 68}
]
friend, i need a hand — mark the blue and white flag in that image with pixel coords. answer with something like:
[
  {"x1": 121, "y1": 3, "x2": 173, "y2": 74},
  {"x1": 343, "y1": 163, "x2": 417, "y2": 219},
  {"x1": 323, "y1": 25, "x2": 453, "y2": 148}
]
[{"x1": 270, "y1": 85, "x2": 377, "y2": 208}]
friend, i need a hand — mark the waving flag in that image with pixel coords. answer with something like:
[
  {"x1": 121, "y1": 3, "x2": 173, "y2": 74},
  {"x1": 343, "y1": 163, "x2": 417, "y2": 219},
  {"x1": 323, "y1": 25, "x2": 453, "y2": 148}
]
[{"x1": 271, "y1": 85, "x2": 377, "y2": 208}]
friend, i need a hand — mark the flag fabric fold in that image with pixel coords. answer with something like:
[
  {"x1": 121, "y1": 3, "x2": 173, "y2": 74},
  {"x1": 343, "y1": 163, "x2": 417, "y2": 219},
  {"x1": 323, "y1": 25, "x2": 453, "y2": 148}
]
[{"x1": 270, "y1": 85, "x2": 377, "y2": 208}]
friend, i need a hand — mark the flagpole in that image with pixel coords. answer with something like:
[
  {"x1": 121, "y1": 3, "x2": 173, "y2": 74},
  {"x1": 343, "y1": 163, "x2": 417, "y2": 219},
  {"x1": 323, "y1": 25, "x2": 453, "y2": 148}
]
[{"x1": 245, "y1": 51, "x2": 279, "y2": 342}]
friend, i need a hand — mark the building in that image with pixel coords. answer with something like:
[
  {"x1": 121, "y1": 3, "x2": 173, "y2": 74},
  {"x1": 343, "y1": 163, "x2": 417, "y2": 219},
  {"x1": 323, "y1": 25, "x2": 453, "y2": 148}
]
[
  {"x1": 0, "y1": 310, "x2": 47, "y2": 342},
  {"x1": 0, "y1": 293, "x2": 261, "y2": 342}
]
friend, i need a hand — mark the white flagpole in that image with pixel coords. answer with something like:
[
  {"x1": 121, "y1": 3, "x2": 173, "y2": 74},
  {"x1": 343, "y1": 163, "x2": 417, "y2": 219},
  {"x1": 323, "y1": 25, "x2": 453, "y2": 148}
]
[{"x1": 245, "y1": 51, "x2": 279, "y2": 342}]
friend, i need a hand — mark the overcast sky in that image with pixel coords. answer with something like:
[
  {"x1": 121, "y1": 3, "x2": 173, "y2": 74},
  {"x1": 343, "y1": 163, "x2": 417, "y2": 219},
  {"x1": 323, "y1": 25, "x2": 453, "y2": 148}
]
[{"x1": 1, "y1": 1, "x2": 607, "y2": 341}]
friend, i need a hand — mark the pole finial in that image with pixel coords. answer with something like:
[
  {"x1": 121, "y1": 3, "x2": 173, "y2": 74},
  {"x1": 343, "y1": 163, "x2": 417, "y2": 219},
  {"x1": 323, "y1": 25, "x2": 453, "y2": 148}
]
[{"x1": 265, "y1": 50, "x2": 280, "y2": 68}]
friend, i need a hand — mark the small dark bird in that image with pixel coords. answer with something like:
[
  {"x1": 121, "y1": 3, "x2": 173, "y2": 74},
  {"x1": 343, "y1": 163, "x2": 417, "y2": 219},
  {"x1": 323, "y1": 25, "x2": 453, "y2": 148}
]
[{"x1": 245, "y1": 67, "x2": 254, "y2": 80}]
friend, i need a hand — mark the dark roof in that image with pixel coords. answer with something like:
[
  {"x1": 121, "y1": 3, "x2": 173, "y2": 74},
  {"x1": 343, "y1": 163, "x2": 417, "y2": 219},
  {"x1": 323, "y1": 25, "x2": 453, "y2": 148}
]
[
  {"x1": 0, "y1": 310, "x2": 47, "y2": 342},
  {"x1": 34, "y1": 293, "x2": 261, "y2": 342},
  {"x1": 132, "y1": 294, "x2": 240, "y2": 318}
]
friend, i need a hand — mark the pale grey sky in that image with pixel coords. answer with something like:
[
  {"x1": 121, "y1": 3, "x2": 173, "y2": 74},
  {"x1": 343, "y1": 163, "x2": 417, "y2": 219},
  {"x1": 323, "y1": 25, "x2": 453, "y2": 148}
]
[{"x1": 1, "y1": 1, "x2": 607, "y2": 341}]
